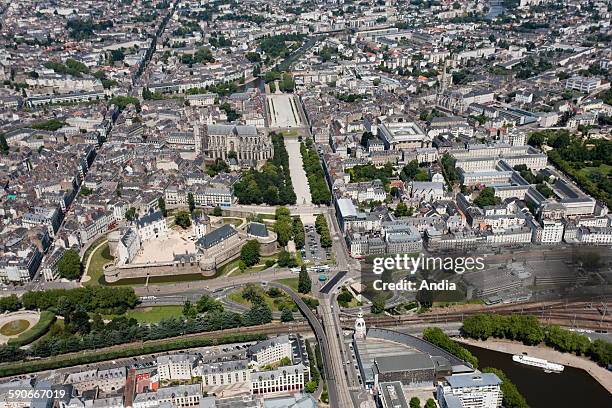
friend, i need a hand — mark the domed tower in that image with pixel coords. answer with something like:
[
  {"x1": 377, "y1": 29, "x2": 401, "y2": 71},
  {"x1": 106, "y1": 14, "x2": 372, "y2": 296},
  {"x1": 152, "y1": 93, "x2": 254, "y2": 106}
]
[{"x1": 354, "y1": 310, "x2": 367, "y2": 340}]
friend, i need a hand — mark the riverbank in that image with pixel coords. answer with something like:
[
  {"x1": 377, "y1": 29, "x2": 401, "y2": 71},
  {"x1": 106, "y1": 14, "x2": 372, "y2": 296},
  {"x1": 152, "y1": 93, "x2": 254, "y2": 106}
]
[{"x1": 456, "y1": 337, "x2": 612, "y2": 393}]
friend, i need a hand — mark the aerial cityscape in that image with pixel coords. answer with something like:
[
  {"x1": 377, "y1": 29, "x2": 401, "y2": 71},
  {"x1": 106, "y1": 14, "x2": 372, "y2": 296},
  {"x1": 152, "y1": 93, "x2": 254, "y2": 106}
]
[{"x1": 0, "y1": 0, "x2": 610, "y2": 407}]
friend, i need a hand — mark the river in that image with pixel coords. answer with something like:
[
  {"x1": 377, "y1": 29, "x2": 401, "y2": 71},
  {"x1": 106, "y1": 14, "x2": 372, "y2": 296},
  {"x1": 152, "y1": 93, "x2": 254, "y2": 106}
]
[{"x1": 462, "y1": 344, "x2": 612, "y2": 407}]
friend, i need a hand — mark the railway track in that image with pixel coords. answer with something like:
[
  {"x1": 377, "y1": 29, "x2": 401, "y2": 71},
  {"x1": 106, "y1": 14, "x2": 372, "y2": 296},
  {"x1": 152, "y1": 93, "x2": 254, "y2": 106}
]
[{"x1": 340, "y1": 301, "x2": 612, "y2": 331}]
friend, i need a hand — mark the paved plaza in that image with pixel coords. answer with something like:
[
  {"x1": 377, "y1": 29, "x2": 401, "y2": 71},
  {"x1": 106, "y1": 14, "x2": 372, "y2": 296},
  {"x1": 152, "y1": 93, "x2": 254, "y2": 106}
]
[
  {"x1": 267, "y1": 94, "x2": 302, "y2": 128},
  {"x1": 285, "y1": 137, "x2": 312, "y2": 205},
  {"x1": 132, "y1": 228, "x2": 197, "y2": 264}
]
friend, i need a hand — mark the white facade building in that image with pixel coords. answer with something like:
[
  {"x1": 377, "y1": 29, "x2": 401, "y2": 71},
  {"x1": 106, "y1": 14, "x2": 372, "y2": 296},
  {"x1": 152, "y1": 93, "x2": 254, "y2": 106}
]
[
  {"x1": 540, "y1": 220, "x2": 564, "y2": 244},
  {"x1": 136, "y1": 210, "x2": 169, "y2": 242},
  {"x1": 251, "y1": 364, "x2": 306, "y2": 396},
  {"x1": 157, "y1": 354, "x2": 198, "y2": 381},
  {"x1": 576, "y1": 227, "x2": 612, "y2": 245},
  {"x1": 248, "y1": 335, "x2": 292, "y2": 367},
  {"x1": 437, "y1": 373, "x2": 503, "y2": 408},
  {"x1": 565, "y1": 76, "x2": 601, "y2": 93},
  {"x1": 410, "y1": 182, "x2": 445, "y2": 202},
  {"x1": 196, "y1": 360, "x2": 250, "y2": 390}
]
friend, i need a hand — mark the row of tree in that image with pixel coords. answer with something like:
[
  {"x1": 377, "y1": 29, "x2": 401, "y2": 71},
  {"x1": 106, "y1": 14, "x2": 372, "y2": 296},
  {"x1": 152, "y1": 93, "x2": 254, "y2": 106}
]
[
  {"x1": 482, "y1": 367, "x2": 529, "y2": 408},
  {"x1": 0, "y1": 293, "x2": 272, "y2": 363},
  {"x1": 300, "y1": 139, "x2": 332, "y2": 205},
  {"x1": 274, "y1": 208, "x2": 303, "y2": 268},
  {"x1": 462, "y1": 314, "x2": 612, "y2": 366},
  {"x1": 314, "y1": 214, "x2": 332, "y2": 248},
  {"x1": 21, "y1": 286, "x2": 139, "y2": 315},
  {"x1": 440, "y1": 153, "x2": 458, "y2": 185},
  {"x1": 304, "y1": 339, "x2": 320, "y2": 393},
  {"x1": 292, "y1": 216, "x2": 305, "y2": 249},
  {"x1": 0, "y1": 295, "x2": 21, "y2": 312},
  {"x1": 274, "y1": 207, "x2": 295, "y2": 247},
  {"x1": 408, "y1": 397, "x2": 437, "y2": 408},
  {"x1": 234, "y1": 134, "x2": 296, "y2": 205}
]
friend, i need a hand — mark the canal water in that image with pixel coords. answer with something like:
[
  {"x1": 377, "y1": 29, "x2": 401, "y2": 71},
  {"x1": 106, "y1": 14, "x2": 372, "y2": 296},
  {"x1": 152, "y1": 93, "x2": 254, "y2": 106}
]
[{"x1": 462, "y1": 344, "x2": 612, "y2": 407}]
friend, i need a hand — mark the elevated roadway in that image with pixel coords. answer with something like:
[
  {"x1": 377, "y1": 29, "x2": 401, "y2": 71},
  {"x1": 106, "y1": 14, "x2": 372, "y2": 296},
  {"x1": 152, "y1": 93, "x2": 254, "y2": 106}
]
[{"x1": 270, "y1": 282, "x2": 353, "y2": 408}]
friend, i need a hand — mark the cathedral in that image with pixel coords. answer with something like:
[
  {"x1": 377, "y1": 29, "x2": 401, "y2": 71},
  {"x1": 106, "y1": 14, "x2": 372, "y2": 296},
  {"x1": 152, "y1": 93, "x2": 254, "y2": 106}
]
[{"x1": 194, "y1": 124, "x2": 274, "y2": 167}]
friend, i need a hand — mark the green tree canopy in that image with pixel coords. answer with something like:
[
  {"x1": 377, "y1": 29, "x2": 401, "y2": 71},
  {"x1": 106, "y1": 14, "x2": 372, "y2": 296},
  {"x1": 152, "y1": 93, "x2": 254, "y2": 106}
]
[
  {"x1": 371, "y1": 294, "x2": 386, "y2": 314},
  {"x1": 196, "y1": 295, "x2": 224, "y2": 313},
  {"x1": 298, "y1": 265, "x2": 312, "y2": 294},
  {"x1": 175, "y1": 211, "x2": 192, "y2": 229},
  {"x1": 57, "y1": 250, "x2": 82, "y2": 280},
  {"x1": 474, "y1": 187, "x2": 501, "y2": 208},
  {"x1": 240, "y1": 240, "x2": 261, "y2": 267},
  {"x1": 281, "y1": 307, "x2": 294, "y2": 322}
]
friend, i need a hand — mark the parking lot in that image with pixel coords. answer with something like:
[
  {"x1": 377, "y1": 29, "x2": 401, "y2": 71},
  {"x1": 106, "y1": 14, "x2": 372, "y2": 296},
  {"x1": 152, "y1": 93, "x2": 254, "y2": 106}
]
[
  {"x1": 301, "y1": 223, "x2": 332, "y2": 264},
  {"x1": 102, "y1": 341, "x2": 257, "y2": 371}
]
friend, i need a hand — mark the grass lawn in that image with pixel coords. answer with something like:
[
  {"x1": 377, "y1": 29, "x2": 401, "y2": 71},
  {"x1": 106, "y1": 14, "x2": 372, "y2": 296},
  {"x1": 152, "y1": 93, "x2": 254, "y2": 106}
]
[
  {"x1": 84, "y1": 243, "x2": 113, "y2": 286},
  {"x1": 7, "y1": 311, "x2": 56, "y2": 346},
  {"x1": 219, "y1": 254, "x2": 278, "y2": 276},
  {"x1": 274, "y1": 277, "x2": 299, "y2": 291},
  {"x1": 344, "y1": 296, "x2": 362, "y2": 308},
  {"x1": 105, "y1": 306, "x2": 183, "y2": 324},
  {"x1": 337, "y1": 288, "x2": 362, "y2": 308},
  {"x1": 257, "y1": 213, "x2": 276, "y2": 220},
  {"x1": 281, "y1": 129, "x2": 299, "y2": 137},
  {"x1": 223, "y1": 217, "x2": 244, "y2": 227},
  {"x1": 105, "y1": 273, "x2": 216, "y2": 286},
  {"x1": 0, "y1": 320, "x2": 31, "y2": 336},
  {"x1": 218, "y1": 258, "x2": 241, "y2": 276},
  {"x1": 578, "y1": 164, "x2": 612, "y2": 177},
  {"x1": 81, "y1": 235, "x2": 108, "y2": 262},
  {"x1": 295, "y1": 251, "x2": 303, "y2": 266}
]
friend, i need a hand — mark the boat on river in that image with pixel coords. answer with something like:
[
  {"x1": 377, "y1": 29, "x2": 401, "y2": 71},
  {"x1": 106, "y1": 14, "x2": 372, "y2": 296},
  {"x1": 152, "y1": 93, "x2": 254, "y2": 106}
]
[{"x1": 512, "y1": 354, "x2": 564, "y2": 373}]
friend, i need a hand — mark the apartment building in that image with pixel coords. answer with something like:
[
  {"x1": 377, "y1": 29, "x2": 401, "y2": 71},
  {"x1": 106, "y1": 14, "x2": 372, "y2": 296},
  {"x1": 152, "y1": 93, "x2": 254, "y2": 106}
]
[
  {"x1": 248, "y1": 335, "x2": 293, "y2": 367},
  {"x1": 576, "y1": 227, "x2": 612, "y2": 246},
  {"x1": 64, "y1": 367, "x2": 126, "y2": 394},
  {"x1": 133, "y1": 384, "x2": 202, "y2": 408},
  {"x1": 539, "y1": 219, "x2": 564, "y2": 244},
  {"x1": 157, "y1": 354, "x2": 198, "y2": 382},
  {"x1": 437, "y1": 373, "x2": 503, "y2": 408},
  {"x1": 197, "y1": 360, "x2": 250, "y2": 390},
  {"x1": 251, "y1": 364, "x2": 307, "y2": 396}
]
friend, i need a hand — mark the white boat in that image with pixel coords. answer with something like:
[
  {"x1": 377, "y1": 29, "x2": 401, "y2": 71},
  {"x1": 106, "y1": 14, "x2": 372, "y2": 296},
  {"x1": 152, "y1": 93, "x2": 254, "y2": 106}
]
[{"x1": 512, "y1": 354, "x2": 564, "y2": 373}]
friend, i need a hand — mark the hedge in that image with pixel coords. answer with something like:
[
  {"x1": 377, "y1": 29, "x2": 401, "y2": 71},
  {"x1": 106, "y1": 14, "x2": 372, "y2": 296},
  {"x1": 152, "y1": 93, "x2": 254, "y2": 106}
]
[{"x1": 7, "y1": 311, "x2": 56, "y2": 347}]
